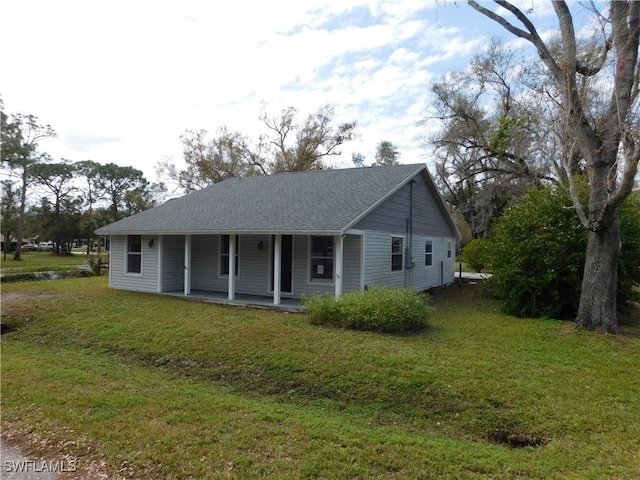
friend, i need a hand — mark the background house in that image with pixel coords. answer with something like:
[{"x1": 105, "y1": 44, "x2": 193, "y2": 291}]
[{"x1": 95, "y1": 163, "x2": 460, "y2": 307}]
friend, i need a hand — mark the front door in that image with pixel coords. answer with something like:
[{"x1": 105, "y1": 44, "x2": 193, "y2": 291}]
[{"x1": 270, "y1": 235, "x2": 293, "y2": 294}]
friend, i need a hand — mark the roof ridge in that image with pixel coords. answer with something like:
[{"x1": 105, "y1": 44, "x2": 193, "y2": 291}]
[{"x1": 220, "y1": 162, "x2": 427, "y2": 181}]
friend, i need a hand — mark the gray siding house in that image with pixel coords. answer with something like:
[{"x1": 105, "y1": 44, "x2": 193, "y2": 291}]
[{"x1": 95, "y1": 163, "x2": 460, "y2": 306}]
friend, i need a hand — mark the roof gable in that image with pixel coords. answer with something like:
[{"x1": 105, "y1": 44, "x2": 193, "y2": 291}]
[{"x1": 96, "y1": 164, "x2": 448, "y2": 235}]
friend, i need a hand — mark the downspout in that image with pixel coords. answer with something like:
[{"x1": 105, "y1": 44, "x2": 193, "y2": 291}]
[
  {"x1": 406, "y1": 180, "x2": 415, "y2": 287},
  {"x1": 409, "y1": 180, "x2": 414, "y2": 261}
]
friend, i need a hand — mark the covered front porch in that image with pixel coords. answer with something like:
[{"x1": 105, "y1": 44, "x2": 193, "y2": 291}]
[
  {"x1": 163, "y1": 289, "x2": 305, "y2": 312},
  {"x1": 155, "y1": 232, "x2": 362, "y2": 307}
]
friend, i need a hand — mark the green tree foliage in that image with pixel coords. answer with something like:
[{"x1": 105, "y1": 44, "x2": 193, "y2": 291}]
[
  {"x1": 95, "y1": 163, "x2": 149, "y2": 222},
  {"x1": 618, "y1": 193, "x2": 640, "y2": 314},
  {"x1": 460, "y1": 238, "x2": 489, "y2": 273},
  {"x1": 373, "y1": 141, "x2": 400, "y2": 166},
  {"x1": 351, "y1": 152, "x2": 366, "y2": 168},
  {"x1": 0, "y1": 106, "x2": 56, "y2": 259},
  {"x1": 1, "y1": 180, "x2": 20, "y2": 258},
  {"x1": 486, "y1": 187, "x2": 640, "y2": 319},
  {"x1": 468, "y1": 0, "x2": 640, "y2": 333},
  {"x1": 32, "y1": 196, "x2": 83, "y2": 254},
  {"x1": 30, "y1": 160, "x2": 78, "y2": 253}
]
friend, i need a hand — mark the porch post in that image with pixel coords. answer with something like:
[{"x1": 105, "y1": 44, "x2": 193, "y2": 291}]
[
  {"x1": 273, "y1": 234, "x2": 281, "y2": 305},
  {"x1": 335, "y1": 234, "x2": 343, "y2": 297},
  {"x1": 184, "y1": 234, "x2": 191, "y2": 295},
  {"x1": 157, "y1": 236, "x2": 163, "y2": 293},
  {"x1": 228, "y1": 234, "x2": 236, "y2": 300}
]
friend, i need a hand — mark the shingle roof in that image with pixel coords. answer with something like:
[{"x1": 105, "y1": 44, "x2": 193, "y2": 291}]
[{"x1": 96, "y1": 163, "x2": 430, "y2": 235}]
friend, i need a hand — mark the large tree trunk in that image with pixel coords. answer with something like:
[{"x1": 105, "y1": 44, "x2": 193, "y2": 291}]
[{"x1": 575, "y1": 213, "x2": 621, "y2": 333}]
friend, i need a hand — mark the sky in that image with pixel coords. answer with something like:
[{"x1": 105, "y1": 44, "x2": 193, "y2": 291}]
[{"x1": 2, "y1": 0, "x2": 586, "y2": 186}]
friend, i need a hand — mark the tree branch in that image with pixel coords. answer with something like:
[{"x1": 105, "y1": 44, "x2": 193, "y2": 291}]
[{"x1": 468, "y1": 1, "x2": 562, "y2": 78}]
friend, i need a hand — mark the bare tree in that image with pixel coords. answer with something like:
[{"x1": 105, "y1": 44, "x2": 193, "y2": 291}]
[
  {"x1": 157, "y1": 105, "x2": 357, "y2": 192},
  {"x1": 263, "y1": 105, "x2": 357, "y2": 173},
  {"x1": 430, "y1": 39, "x2": 553, "y2": 238},
  {"x1": 468, "y1": 0, "x2": 640, "y2": 332}
]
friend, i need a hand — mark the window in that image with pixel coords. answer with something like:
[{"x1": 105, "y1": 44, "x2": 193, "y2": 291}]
[
  {"x1": 126, "y1": 235, "x2": 142, "y2": 274},
  {"x1": 425, "y1": 240, "x2": 433, "y2": 266},
  {"x1": 447, "y1": 241, "x2": 452, "y2": 258},
  {"x1": 310, "y1": 236, "x2": 333, "y2": 281},
  {"x1": 391, "y1": 237, "x2": 404, "y2": 271},
  {"x1": 220, "y1": 235, "x2": 239, "y2": 276}
]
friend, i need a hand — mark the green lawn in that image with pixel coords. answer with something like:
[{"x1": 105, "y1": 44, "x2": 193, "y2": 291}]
[
  {"x1": 2, "y1": 277, "x2": 639, "y2": 479},
  {"x1": 0, "y1": 250, "x2": 97, "y2": 272}
]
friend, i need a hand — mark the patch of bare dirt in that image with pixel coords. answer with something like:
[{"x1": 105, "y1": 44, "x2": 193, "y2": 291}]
[{"x1": 1, "y1": 424, "x2": 125, "y2": 480}]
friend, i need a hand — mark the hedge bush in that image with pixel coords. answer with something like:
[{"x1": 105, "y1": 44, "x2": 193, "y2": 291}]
[
  {"x1": 461, "y1": 238, "x2": 489, "y2": 272},
  {"x1": 303, "y1": 286, "x2": 432, "y2": 333},
  {"x1": 486, "y1": 186, "x2": 640, "y2": 319}
]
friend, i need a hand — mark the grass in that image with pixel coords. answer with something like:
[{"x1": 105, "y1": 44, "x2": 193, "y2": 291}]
[
  {"x1": 0, "y1": 250, "x2": 97, "y2": 273},
  {"x1": 2, "y1": 277, "x2": 639, "y2": 479},
  {"x1": 456, "y1": 261, "x2": 492, "y2": 274}
]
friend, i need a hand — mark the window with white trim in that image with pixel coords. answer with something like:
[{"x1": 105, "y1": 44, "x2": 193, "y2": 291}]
[
  {"x1": 220, "y1": 235, "x2": 239, "y2": 276},
  {"x1": 391, "y1": 236, "x2": 404, "y2": 271},
  {"x1": 425, "y1": 240, "x2": 433, "y2": 266},
  {"x1": 310, "y1": 236, "x2": 333, "y2": 281},
  {"x1": 126, "y1": 235, "x2": 142, "y2": 274},
  {"x1": 447, "y1": 241, "x2": 452, "y2": 258}
]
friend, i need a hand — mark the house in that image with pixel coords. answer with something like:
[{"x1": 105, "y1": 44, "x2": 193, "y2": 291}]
[
  {"x1": 1, "y1": 234, "x2": 17, "y2": 252},
  {"x1": 1, "y1": 235, "x2": 33, "y2": 252},
  {"x1": 95, "y1": 163, "x2": 460, "y2": 307}
]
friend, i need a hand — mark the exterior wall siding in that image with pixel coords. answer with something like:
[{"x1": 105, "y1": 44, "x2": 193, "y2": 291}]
[
  {"x1": 407, "y1": 235, "x2": 456, "y2": 289},
  {"x1": 110, "y1": 230, "x2": 450, "y2": 299},
  {"x1": 362, "y1": 231, "x2": 407, "y2": 289},
  {"x1": 292, "y1": 235, "x2": 334, "y2": 297},
  {"x1": 354, "y1": 172, "x2": 455, "y2": 238},
  {"x1": 363, "y1": 231, "x2": 456, "y2": 290},
  {"x1": 191, "y1": 234, "x2": 271, "y2": 296},
  {"x1": 342, "y1": 234, "x2": 362, "y2": 293},
  {"x1": 235, "y1": 234, "x2": 271, "y2": 295},
  {"x1": 191, "y1": 235, "x2": 217, "y2": 291},
  {"x1": 161, "y1": 235, "x2": 185, "y2": 292},
  {"x1": 109, "y1": 235, "x2": 159, "y2": 293}
]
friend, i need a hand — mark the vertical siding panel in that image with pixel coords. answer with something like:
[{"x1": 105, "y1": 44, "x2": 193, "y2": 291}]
[{"x1": 342, "y1": 235, "x2": 362, "y2": 293}]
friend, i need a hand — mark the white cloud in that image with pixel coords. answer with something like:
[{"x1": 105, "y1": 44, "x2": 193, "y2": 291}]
[{"x1": 3, "y1": 0, "x2": 594, "y2": 183}]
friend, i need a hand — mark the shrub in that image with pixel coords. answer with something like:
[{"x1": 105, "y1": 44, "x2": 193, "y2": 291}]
[
  {"x1": 304, "y1": 286, "x2": 432, "y2": 333},
  {"x1": 461, "y1": 238, "x2": 489, "y2": 272},
  {"x1": 486, "y1": 186, "x2": 640, "y2": 319},
  {"x1": 618, "y1": 192, "x2": 640, "y2": 313},
  {"x1": 486, "y1": 187, "x2": 586, "y2": 318},
  {"x1": 87, "y1": 255, "x2": 102, "y2": 275}
]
